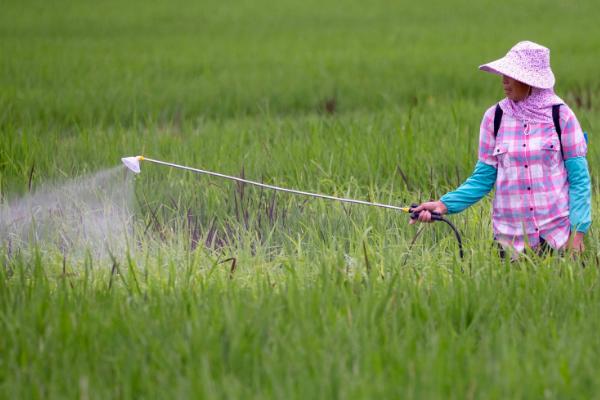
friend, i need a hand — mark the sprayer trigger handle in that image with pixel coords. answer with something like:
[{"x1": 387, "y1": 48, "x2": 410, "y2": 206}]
[{"x1": 408, "y1": 203, "x2": 442, "y2": 220}]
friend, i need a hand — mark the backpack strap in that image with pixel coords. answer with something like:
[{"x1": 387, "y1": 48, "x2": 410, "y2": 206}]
[
  {"x1": 493, "y1": 104, "x2": 503, "y2": 138},
  {"x1": 552, "y1": 104, "x2": 564, "y2": 159},
  {"x1": 494, "y1": 103, "x2": 565, "y2": 158}
]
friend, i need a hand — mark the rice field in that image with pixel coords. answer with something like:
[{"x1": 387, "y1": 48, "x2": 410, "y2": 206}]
[{"x1": 1, "y1": 0, "x2": 600, "y2": 398}]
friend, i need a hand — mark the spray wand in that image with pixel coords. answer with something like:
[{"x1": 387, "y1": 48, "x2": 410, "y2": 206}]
[{"x1": 122, "y1": 156, "x2": 463, "y2": 258}]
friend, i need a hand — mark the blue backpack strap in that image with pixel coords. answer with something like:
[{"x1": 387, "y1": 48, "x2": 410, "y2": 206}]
[
  {"x1": 493, "y1": 104, "x2": 503, "y2": 138},
  {"x1": 552, "y1": 104, "x2": 564, "y2": 159}
]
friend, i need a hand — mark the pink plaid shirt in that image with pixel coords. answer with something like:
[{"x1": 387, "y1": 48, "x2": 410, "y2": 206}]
[{"x1": 479, "y1": 104, "x2": 587, "y2": 252}]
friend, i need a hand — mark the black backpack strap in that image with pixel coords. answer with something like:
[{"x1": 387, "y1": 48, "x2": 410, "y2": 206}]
[
  {"x1": 493, "y1": 104, "x2": 503, "y2": 138},
  {"x1": 552, "y1": 104, "x2": 564, "y2": 159}
]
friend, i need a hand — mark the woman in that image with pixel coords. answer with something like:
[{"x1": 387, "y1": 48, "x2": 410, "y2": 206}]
[{"x1": 411, "y1": 41, "x2": 591, "y2": 255}]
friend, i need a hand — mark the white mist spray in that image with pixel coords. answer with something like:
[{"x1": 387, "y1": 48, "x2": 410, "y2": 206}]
[{"x1": 1, "y1": 166, "x2": 135, "y2": 258}]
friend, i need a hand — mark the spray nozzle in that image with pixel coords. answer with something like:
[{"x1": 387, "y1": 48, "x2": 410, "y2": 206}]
[{"x1": 121, "y1": 156, "x2": 143, "y2": 174}]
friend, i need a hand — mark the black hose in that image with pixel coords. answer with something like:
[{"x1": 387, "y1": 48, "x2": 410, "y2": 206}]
[
  {"x1": 409, "y1": 204, "x2": 464, "y2": 259},
  {"x1": 438, "y1": 217, "x2": 464, "y2": 259}
]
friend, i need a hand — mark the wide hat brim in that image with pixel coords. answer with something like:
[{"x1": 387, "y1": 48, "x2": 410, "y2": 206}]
[{"x1": 479, "y1": 57, "x2": 555, "y2": 89}]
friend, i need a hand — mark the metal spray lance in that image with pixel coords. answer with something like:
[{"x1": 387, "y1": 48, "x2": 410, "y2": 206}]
[{"x1": 121, "y1": 156, "x2": 464, "y2": 258}]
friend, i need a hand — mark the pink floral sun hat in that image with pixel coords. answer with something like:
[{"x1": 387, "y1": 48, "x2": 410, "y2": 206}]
[{"x1": 479, "y1": 41, "x2": 555, "y2": 89}]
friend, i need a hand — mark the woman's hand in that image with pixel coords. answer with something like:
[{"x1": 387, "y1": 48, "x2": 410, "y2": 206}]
[
  {"x1": 408, "y1": 201, "x2": 448, "y2": 224},
  {"x1": 567, "y1": 232, "x2": 585, "y2": 254}
]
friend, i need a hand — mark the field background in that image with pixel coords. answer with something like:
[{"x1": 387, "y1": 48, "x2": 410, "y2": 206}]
[{"x1": 1, "y1": 0, "x2": 600, "y2": 398}]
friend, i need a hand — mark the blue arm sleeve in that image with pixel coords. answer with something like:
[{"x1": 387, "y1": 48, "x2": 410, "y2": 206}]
[
  {"x1": 565, "y1": 156, "x2": 592, "y2": 233},
  {"x1": 440, "y1": 161, "x2": 497, "y2": 214}
]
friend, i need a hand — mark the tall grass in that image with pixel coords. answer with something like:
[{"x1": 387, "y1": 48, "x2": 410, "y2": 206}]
[{"x1": 2, "y1": 248, "x2": 600, "y2": 399}]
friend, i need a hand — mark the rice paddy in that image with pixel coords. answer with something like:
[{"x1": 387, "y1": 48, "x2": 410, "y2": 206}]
[{"x1": 2, "y1": 0, "x2": 600, "y2": 398}]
